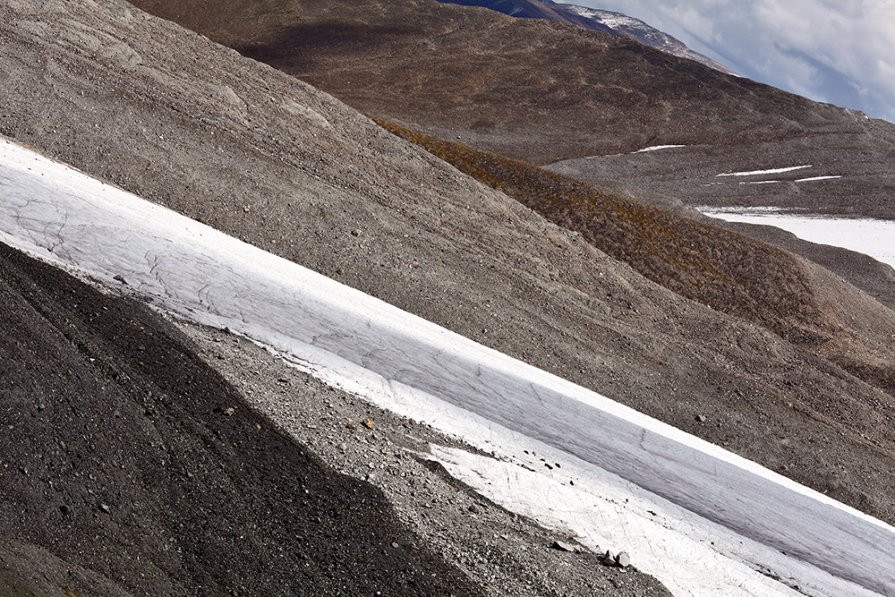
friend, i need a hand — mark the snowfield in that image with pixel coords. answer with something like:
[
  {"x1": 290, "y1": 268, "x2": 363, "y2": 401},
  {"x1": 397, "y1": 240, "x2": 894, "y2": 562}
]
[
  {"x1": 2, "y1": 137, "x2": 894, "y2": 596},
  {"x1": 701, "y1": 207, "x2": 895, "y2": 271}
]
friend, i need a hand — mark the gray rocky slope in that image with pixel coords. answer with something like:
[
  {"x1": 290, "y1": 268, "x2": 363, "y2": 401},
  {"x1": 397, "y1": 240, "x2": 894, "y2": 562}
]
[{"x1": 0, "y1": 0, "x2": 893, "y2": 580}]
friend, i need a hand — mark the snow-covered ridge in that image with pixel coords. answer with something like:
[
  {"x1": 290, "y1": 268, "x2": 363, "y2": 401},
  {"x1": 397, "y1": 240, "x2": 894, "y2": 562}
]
[
  {"x1": 1, "y1": 137, "x2": 893, "y2": 596},
  {"x1": 551, "y1": 2, "x2": 735, "y2": 74},
  {"x1": 563, "y1": 4, "x2": 640, "y2": 29}
]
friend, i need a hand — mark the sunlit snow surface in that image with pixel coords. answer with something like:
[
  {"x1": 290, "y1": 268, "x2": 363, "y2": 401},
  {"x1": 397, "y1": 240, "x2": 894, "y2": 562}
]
[
  {"x1": 2, "y1": 137, "x2": 894, "y2": 596},
  {"x1": 563, "y1": 5, "x2": 641, "y2": 29},
  {"x1": 701, "y1": 207, "x2": 895, "y2": 271},
  {"x1": 717, "y1": 165, "x2": 812, "y2": 177},
  {"x1": 795, "y1": 175, "x2": 843, "y2": 183},
  {"x1": 632, "y1": 144, "x2": 687, "y2": 153}
]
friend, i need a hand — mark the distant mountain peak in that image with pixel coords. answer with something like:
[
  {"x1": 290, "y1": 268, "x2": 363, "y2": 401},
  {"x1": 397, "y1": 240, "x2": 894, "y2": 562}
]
[
  {"x1": 554, "y1": 3, "x2": 735, "y2": 74},
  {"x1": 562, "y1": 4, "x2": 642, "y2": 28},
  {"x1": 439, "y1": 0, "x2": 735, "y2": 75}
]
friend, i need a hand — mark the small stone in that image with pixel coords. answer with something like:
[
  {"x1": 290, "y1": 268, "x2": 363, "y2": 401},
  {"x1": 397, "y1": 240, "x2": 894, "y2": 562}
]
[
  {"x1": 350, "y1": 228, "x2": 362, "y2": 237},
  {"x1": 696, "y1": 415, "x2": 707, "y2": 423},
  {"x1": 99, "y1": 503, "x2": 111, "y2": 514},
  {"x1": 113, "y1": 274, "x2": 128, "y2": 285},
  {"x1": 362, "y1": 418, "x2": 374, "y2": 430},
  {"x1": 552, "y1": 540, "x2": 577, "y2": 552},
  {"x1": 616, "y1": 552, "x2": 631, "y2": 568},
  {"x1": 601, "y1": 550, "x2": 616, "y2": 566},
  {"x1": 223, "y1": 407, "x2": 236, "y2": 416},
  {"x1": 391, "y1": 542, "x2": 400, "y2": 549}
]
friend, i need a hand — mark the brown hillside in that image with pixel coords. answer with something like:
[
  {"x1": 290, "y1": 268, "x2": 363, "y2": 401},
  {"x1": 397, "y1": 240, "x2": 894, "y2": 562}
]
[
  {"x1": 131, "y1": 0, "x2": 895, "y2": 229},
  {"x1": 131, "y1": 0, "x2": 870, "y2": 163},
  {"x1": 378, "y1": 119, "x2": 895, "y2": 399}
]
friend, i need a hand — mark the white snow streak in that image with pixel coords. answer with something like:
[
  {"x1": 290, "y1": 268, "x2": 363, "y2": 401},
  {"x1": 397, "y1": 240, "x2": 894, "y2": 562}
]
[
  {"x1": 633, "y1": 144, "x2": 687, "y2": 153},
  {"x1": 717, "y1": 165, "x2": 812, "y2": 177},
  {"x1": 795, "y1": 175, "x2": 843, "y2": 183}
]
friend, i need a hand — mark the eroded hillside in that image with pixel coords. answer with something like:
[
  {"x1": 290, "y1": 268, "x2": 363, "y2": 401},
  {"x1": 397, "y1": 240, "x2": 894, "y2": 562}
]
[{"x1": 2, "y1": 0, "x2": 894, "y2": 528}]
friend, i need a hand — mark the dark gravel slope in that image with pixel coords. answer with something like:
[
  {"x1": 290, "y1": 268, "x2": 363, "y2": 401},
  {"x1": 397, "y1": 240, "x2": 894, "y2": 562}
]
[{"x1": 0, "y1": 242, "x2": 478, "y2": 596}]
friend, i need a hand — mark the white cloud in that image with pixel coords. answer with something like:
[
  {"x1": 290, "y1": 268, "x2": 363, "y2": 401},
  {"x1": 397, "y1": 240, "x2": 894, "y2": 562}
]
[{"x1": 555, "y1": 0, "x2": 895, "y2": 122}]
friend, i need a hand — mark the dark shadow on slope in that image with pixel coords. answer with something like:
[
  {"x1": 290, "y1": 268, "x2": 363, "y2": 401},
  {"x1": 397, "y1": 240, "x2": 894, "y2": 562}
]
[
  {"x1": 235, "y1": 22, "x2": 418, "y2": 71},
  {"x1": 0, "y1": 241, "x2": 478, "y2": 596}
]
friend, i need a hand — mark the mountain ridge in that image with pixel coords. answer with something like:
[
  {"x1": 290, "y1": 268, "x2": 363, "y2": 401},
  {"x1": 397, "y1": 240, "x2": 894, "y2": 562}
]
[{"x1": 439, "y1": 0, "x2": 734, "y2": 73}]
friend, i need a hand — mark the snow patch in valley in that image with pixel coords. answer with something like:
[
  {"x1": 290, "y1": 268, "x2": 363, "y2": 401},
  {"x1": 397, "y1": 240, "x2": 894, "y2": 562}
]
[
  {"x1": 632, "y1": 144, "x2": 687, "y2": 153},
  {"x1": 739, "y1": 180, "x2": 781, "y2": 185},
  {"x1": 700, "y1": 207, "x2": 895, "y2": 271},
  {"x1": 795, "y1": 175, "x2": 843, "y2": 183},
  {"x1": 717, "y1": 165, "x2": 812, "y2": 177},
  {"x1": 2, "y1": 137, "x2": 893, "y2": 596}
]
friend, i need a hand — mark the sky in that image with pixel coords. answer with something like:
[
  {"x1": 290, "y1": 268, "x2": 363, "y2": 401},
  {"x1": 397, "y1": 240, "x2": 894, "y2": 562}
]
[{"x1": 555, "y1": 0, "x2": 895, "y2": 123}]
